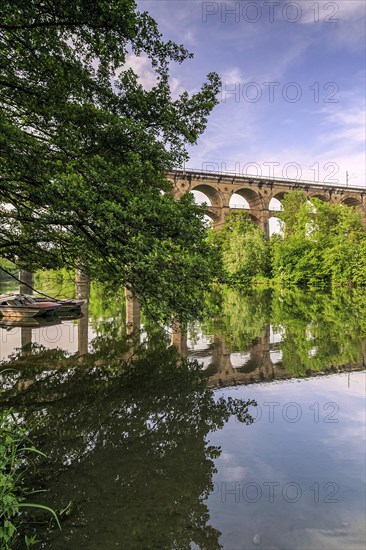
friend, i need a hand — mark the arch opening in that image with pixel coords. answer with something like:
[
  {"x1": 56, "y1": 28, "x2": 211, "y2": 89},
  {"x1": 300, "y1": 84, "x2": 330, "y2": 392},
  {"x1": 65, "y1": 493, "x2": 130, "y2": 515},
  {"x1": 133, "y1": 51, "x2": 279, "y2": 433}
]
[
  {"x1": 309, "y1": 194, "x2": 329, "y2": 203},
  {"x1": 230, "y1": 352, "x2": 251, "y2": 368},
  {"x1": 342, "y1": 197, "x2": 362, "y2": 208},
  {"x1": 229, "y1": 193, "x2": 250, "y2": 209},
  {"x1": 203, "y1": 214, "x2": 214, "y2": 228},
  {"x1": 272, "y1": 191, "x2": 288, "y2": 202},
  {"x1": 269, "y1": 197, "x2": 283, "y2": 212},
  {"x1": 190, "y1": 184, "x2": 222, "y2": 208},
  {"x1": 233, "y1": 188, "x2": 263, "y2": 209},
  {"x1": 191, "y1": 189, "x2": 212, "y2": 206},
  {"x1": 269, "y1": 216, "x2": 284, "y2": 237}
]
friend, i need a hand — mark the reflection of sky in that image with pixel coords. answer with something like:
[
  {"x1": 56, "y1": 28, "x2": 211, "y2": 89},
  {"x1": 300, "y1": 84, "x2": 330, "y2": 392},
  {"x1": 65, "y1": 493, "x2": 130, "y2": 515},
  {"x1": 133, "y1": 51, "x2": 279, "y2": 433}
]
[
  {"x1": 207, "y1": 372, "x2": 366, "y2": 549},
  {"x1": 187, "y1": 330, "x2": 213, "y2": 351},
  {"x1": 0, "y1": 320, "x2": 94, "y2": 362},
  {"x1": 270, "y1": 349, "x2": 283, "y2": 364},
  {"x1": 270, "y1": 325, "x2": 284, "y2": 344},
  {"x1": 231, "y1": 351, "x2": 251, "y2": 368}
]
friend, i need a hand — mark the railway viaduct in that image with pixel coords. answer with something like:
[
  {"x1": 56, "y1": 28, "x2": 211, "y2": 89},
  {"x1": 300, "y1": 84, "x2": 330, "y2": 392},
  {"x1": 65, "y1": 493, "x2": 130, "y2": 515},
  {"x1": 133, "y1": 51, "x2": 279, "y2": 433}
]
[{"x1": 168, "y1": 168, "x2": 366, "y2": 237}]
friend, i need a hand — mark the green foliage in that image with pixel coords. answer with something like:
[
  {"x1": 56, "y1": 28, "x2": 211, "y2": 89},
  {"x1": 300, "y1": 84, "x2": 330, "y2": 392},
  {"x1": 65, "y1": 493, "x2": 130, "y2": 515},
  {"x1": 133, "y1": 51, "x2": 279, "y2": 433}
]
[
  {"x1": 34, "y1": 268, "x2": 73, "y2": 288},
  {"x1": 201, "y1": 285, "x2": 366, "y2": 377},
  {"x1": 277, "y1": 190, "x2": 308, "y2": 238},
  {"x1": 0, "y1": 259, "x2": 17, "y2": 282},
  {"x1": 202, "y1": 286, "x2": 271, "y2": 352},
  {"x1": 0, "y1": 409, "x2": 60, "y2": 549},
  {"x1": 208, "y1": 211, "x2": 270, "y2": 284},
  {"x1": 272, "y1": 193, "x2": 366, "y2": 286},
  {"x1": 0, "y1": 0, "x2": 221, "y2": 324}
]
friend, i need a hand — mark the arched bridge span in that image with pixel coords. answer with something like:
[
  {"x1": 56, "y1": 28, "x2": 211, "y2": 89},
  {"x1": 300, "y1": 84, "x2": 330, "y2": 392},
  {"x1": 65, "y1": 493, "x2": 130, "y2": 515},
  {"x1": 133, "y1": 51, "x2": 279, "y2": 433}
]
[{"x1": 168, "y1": 169, "x2": 366, "y2": 237}]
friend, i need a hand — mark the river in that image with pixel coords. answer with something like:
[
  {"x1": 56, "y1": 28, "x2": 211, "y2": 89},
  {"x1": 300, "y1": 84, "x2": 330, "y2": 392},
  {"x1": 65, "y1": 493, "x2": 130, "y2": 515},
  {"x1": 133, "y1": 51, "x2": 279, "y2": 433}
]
[{"x1": 0, "y1": 280, "x2": 365, "y2": 550}]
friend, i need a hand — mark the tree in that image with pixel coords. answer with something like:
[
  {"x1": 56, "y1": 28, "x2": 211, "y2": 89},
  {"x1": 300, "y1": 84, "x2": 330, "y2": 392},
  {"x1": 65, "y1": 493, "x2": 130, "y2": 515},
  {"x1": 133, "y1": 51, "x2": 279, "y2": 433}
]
[
  {"x1": 208, "y1": 211, "x2": 270, "y2": 284},
  {"x1": 271, "y1": 192, "x2": 366, "y2": 286},
  {"x1": 0, "y1": 0, "x2": 221, "y2": 323},
  {"x1": 276, "y1": 190, "x2": 308, "y2": 238}
]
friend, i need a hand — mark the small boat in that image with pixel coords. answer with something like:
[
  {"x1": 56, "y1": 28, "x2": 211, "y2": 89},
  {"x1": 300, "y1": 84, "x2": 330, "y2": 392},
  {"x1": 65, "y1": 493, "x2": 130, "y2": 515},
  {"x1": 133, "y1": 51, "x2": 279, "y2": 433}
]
[
  {"x1": 3, "y1": 293, "x2": 84, "y2": 321},
  {"x1": 27, "y1": 295, "x2": 84, "y2": 313},
  {"x1": 0, "y1": 294, "x2": 62, "y2": 318}
]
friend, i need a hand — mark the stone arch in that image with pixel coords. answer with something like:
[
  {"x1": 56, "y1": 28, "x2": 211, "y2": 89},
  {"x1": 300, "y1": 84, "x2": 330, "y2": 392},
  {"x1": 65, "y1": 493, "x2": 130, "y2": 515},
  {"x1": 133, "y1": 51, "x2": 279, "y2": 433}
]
[
  {"x1": 191, "y1": 189, "x2": 212, "y2": 206},
  {"x1": 308, "y1": 193, "x2": 330, "y2": 202},
  {"x1": 189, "y1": 183, "x2": 223, "y2": 208},
  {"x1": 247, "y1": 213, "x2": 263, "y2": 232},
  {"x1": 341, "y1": 196, "x2": 362, "y2": 208},
  {"x1": 272, "y1": 191, "x2": 288, "y2": 201},
  {"x1": 231, "y1": 187, "x2": 264, "y2": 210},
  {"x1": 271, "y1": 191, "x2": 289, "y2": 203},
  {"x1": 269, "y1": 191, "x2": 288, "y2": 212}
]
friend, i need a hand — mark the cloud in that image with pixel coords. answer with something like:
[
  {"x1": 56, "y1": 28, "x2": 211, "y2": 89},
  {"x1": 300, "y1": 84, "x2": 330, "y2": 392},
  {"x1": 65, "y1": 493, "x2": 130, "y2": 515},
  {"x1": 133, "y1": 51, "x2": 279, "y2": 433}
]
[
  {"x1": 136, "y1": 0, "x2": 365, "y2": 188},
  {"x1": 221, "y1": 67, "x2": 247, "y2": 84},
  {"x1": 123, "y1": 53, "x2": 158, "y2": 91},
  {"x1": 298, "y1": 0, "x2": 366, "y2": 49},
  {"x1": 299, "y1": 0, "x2": 365, "y2": 24}
]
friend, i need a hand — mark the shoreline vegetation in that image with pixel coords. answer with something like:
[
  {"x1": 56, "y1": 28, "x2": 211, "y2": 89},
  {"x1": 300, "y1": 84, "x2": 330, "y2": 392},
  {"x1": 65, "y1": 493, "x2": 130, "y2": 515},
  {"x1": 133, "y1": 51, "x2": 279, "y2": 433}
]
[
  {"x1": 0, "y1": 261, "x2": 17, "y2": 283},
  {"x1": 208, "y1": 191, "x2": 366, "y2": 290},
  {"x1": 0, "y1": 0, "x2": 365, "y2": 324},
  {"x1": 2, "y1": 191, "x2": 366, "y2": 300},
  {"x1": 0, "y1": 409, "x2": 61, "y2": 550}
]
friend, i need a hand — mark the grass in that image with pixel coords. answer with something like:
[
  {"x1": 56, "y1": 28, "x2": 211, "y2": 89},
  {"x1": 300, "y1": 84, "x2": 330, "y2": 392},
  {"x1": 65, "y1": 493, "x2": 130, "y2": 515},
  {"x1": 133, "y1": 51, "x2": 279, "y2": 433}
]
[{"x1": 0, "y1": 407, "x2": 60, "y2": 549}]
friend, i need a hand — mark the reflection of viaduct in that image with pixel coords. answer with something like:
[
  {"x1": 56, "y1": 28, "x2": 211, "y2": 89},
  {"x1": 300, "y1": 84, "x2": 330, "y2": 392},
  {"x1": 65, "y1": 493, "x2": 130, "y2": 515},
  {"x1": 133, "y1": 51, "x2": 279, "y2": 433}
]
[
  {"x1": 5, "y1": 299, "x2": 366, "y2": 392},
  {"x1": 10, "y1": 266, "x2": 366, "y2": 391},
  {"x1": 173, "y1": 328, "x2": 279, "y2": 386},
  {"x1": 168, "y1": 169, "x2": 366, "y2": 236},
  {"x1": 171, "y1": 328, "x2": 366, "y2": 388}
]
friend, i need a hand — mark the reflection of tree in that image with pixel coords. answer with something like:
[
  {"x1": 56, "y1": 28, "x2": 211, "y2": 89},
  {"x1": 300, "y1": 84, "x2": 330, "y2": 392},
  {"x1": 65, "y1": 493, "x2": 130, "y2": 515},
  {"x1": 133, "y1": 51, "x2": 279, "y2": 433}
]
[
  {"x1": 201, "y1": 287, "x2": 366, "y2": 379},
  {"x1": 201, "y1": 287, "x2": 271, "y2": 352},
  {"x1": 271, "y1": 288, "x2": 366, "y2": 376},
  {"x1": 0, "y1": 330, "x2": 254, "y2": 550}
]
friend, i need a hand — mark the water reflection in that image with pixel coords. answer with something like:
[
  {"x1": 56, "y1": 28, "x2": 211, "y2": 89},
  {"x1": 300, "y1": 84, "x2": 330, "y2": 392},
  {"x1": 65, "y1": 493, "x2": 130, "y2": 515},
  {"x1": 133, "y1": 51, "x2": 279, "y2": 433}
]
[
  {"x1": 0, "y1": 322, "x2": 254, "y2": 549},
  {"x1": 195, "y1": 287, "x2": 366, "y2": 385},
  {"x1": 0, "y1": 283, "x2": 365, "y2": 549},
  {"x1": 1, "y1": 284, "x2": 365, "y2": 385}
]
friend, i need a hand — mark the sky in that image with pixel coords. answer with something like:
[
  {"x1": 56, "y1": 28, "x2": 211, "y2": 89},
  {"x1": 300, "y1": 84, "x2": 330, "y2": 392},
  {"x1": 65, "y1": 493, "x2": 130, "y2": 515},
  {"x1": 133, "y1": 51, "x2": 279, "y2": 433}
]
[{"x1": 135, "y1": 0, "x2": 365, "y2": 189}]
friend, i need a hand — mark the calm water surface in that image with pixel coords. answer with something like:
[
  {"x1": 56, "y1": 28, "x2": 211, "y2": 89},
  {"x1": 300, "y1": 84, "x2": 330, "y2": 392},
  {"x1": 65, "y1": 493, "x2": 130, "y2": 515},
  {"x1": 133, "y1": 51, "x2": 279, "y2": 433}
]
[{"x1": 0, "y1": 282, "x2": 365, "y2": 549}]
